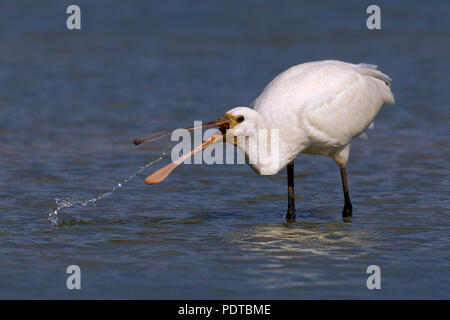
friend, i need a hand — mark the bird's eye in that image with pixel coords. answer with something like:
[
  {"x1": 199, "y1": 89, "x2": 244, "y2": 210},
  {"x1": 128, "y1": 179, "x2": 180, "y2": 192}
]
[{"x1": 236, "y1": 115, "x2": 245, "y2": 123}]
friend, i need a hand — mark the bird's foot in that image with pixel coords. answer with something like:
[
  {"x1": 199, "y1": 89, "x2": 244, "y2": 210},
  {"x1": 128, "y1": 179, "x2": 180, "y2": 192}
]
[
  {"x1": 286, "y1": 209, "x2": 296, "y2": 222},
  {"x1": 342, "y1": 205, "x2": 352, "y2": 222}
]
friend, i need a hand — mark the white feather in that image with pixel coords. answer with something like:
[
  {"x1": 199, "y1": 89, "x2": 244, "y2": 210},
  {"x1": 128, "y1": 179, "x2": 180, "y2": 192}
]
[{"x1": 226, "y1": 60, "x2": 395, "y2": 174}]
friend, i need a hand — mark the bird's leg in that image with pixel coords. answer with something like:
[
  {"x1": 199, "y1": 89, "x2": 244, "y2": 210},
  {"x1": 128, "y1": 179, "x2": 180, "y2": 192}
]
[
  {"x1": 286, "y1": 163, "x2": 296, "y2": 222},
  {"x1": 340, "y1": 166, "x2": 352, "y2": 222}
]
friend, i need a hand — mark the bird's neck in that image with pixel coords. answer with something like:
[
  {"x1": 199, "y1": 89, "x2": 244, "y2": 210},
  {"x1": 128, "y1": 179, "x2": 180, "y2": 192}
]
[{"x1": 239, "y1": 113, "x2": 300, "y2": 175}]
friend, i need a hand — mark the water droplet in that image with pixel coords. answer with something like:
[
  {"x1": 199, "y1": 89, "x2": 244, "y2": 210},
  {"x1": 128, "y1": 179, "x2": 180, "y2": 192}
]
[{"x1": 47, "y1": 145, "x2": 170, "y2": 225}]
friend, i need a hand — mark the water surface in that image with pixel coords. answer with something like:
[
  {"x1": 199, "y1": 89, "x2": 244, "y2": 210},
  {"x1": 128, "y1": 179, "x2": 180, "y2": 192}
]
[{"x1": 0, "y1": 0, "x2": 449, "y2": 299}]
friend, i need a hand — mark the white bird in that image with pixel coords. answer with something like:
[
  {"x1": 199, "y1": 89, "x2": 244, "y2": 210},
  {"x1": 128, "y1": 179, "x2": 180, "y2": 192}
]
[{"x1": 135, "y1": 60, "x2": 395, "y2": 222}]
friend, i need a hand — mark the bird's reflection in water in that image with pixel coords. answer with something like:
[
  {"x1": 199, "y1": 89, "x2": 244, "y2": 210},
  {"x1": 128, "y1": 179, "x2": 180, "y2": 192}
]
[
  {"x1": 232, "y1": 221, "x2": 371, "y2": 260},
  {"x1": 225, "y1": 221, "x2": 374, "y2": 291}
]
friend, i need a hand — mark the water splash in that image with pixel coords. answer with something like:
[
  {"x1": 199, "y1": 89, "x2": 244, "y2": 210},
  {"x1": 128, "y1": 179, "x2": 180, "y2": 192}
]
[{"x1": 48, "y1": 146, "x2": 169, "y2": 225}]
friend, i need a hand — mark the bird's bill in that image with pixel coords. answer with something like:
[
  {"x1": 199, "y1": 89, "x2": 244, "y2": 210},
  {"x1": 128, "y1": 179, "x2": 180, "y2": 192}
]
[
  {"x1": 141, "y1": 114, "x2": 233, "y2": 185},
  {"x1": 144, "y1": 130, "x2": 223, "y2": 184},
  {"x1": 133, "y1": 114, "x2": 232, "y2": 145}
]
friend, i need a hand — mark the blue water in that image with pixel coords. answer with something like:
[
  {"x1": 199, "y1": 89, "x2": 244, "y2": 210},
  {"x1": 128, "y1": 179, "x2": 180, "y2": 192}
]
[{"x1": 0, "y1": 0, "x2": 449, "y2": 299}]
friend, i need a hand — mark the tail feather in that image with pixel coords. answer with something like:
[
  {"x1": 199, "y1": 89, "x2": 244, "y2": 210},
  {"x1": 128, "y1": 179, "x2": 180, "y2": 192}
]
[
  {"x1": 357, "y1": 63, "x2": 395, "y2": 105},
  {"x1": 357, "y1": 63, "x2": 392, "y2": 84}
]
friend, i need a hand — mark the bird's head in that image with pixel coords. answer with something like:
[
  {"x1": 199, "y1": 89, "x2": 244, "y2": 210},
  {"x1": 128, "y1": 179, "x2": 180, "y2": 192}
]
[
  {"x1": 220, "y1": 106, "x2": 266, "y2": 146},
  {"x1": 133, "y1": 106, "x2": 263, "y2": 146},
  {"x1": 133, "y1": 106, "x2": 266, "y2": 184}
]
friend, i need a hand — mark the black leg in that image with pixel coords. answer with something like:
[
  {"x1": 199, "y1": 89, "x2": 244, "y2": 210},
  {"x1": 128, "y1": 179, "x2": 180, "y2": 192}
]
[
  {"x1": 286, "y1": 163, "x2": 296, "y2": 222},
  {"x1": 340, "y1": 166, "x2": 352, "y2": 222}
]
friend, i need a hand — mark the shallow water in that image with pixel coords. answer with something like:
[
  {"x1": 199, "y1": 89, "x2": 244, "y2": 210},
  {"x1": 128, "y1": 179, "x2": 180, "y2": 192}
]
[{"x1": 0, "y1": 0, "x2": 449, "y2": 299}]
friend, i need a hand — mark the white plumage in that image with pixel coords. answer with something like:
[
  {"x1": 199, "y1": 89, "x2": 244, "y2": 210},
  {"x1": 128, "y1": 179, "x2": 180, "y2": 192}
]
[{"x1": 226, "y1": 60, "x2": 395, "y2": 174}]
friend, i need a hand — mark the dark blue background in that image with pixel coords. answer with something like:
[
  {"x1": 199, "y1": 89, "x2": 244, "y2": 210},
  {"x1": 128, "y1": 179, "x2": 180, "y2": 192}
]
[{"x1": 0, "y1": 0, "x2": 448, "y2": 298}]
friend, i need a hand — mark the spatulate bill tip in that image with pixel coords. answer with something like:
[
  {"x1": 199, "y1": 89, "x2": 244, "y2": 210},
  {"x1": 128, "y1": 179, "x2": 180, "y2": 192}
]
[{"x1": 145, "y1": 178, "x2": 159, "y2": 185}]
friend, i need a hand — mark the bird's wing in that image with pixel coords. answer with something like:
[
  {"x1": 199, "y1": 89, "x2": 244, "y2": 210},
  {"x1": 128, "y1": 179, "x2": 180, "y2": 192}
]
[
  {"x1": 253, "y1": 60, "x2": 394, "y2": 146},
  {"x1": 302, "y1": 62, "x2": 394, "y2": 145}
]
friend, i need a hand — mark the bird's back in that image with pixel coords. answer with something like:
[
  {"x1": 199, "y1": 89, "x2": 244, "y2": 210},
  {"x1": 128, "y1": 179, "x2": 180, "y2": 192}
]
[{"x1": 252, "y1": 60, "x2": 395, "y2": 150}]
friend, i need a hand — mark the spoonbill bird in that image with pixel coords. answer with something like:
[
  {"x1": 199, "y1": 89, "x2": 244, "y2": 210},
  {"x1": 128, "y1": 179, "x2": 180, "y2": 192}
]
[{"x1": 134, "y1": 60, "x2": 395, "y2": 222}]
